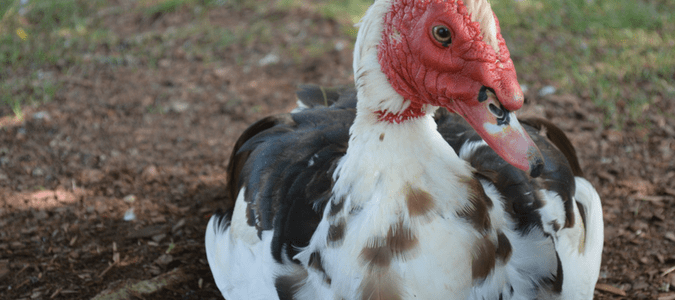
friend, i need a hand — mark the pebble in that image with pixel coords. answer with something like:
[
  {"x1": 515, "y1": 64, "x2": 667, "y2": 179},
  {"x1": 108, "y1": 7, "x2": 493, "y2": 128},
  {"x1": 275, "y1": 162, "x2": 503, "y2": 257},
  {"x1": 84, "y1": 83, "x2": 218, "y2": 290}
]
[
  {"x1": 124, "y1": 54, "x2": 138, "y2": 66},
  {"x1": 142, "y1": 165, "x2": 160, "y2": 182},
  {"x1": 159, "y1": 59, "x2": 171, "y2": 68},
  {"x1": 335, "y1": 41, "x2": 346, "y2": 51},
  {"x1": 538, "y1": 85, "x2": 557, "y2": 96},
  {"x1": 169, "y1": 101, "x2": 189, "y2": 113},
  {"x1": 258, "y1": 53, "x2": 280, "y2": 66},
  {"x1": 16, "y1": 127, "x2": 27, "y2": 140},
  {"x1": 665, "y1": 232, "x2": 675, "y2": 243},
  {"x1": 520, "y1": 84, "x2": 528, "y2": 93},
  {"x1": 32, "y1": 111, "x2": 51, "y2": 121},
  {"x1": 32, "y1": 167, "x2": 45, "y2": 177},
  {"x1": 123, "y1": 208, "x2": 136, "y2": 221},
  {"x1": 123, "y1": 195, "x2": 136, "y2": 203}
]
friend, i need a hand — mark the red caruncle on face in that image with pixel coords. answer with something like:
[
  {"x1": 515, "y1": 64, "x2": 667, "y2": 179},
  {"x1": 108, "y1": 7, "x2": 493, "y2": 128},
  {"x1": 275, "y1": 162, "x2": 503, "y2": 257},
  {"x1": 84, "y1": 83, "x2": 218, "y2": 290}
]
[{"x1": 377, "y1": 0, "x2": 522, "y2": 118}]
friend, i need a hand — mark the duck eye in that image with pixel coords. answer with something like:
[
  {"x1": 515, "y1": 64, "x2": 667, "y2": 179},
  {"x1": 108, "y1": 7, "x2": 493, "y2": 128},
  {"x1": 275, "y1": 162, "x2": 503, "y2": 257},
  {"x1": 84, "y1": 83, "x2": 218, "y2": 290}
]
[{"x1": 432, "y1": 25, "x2": 452, "y2": 46}]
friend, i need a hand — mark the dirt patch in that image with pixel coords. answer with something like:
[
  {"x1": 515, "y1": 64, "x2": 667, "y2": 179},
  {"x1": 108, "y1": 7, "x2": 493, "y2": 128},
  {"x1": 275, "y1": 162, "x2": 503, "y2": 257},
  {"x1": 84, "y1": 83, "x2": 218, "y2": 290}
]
[{"x1": 1, "y1": 2, "x2": 674, "y2": 300}]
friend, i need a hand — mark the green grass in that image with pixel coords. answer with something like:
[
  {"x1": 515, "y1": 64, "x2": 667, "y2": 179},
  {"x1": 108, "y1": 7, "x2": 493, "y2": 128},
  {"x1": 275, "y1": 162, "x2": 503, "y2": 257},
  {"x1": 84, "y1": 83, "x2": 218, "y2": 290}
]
[
  {"x1": 489, "y1": 0, "x2": 675, "y2": 128},
  {"x1": 143, "y1": 0, "x2": 198, "y2": 16},
  {"x1": 277, "y1": 0, "x2": 371, "y2": 38},
  {"x1": 0, "y1": 0, "x2": 105, "y2": 117},
  {"x1": 2, "y1": 0, "x2": 672, "y2": 130},
  {"x1": 0, "y1": 0, "x2": 101, "y2": 66},
  {"x1": 275, "y1": 0, "x2": 675, "y2": 128}
]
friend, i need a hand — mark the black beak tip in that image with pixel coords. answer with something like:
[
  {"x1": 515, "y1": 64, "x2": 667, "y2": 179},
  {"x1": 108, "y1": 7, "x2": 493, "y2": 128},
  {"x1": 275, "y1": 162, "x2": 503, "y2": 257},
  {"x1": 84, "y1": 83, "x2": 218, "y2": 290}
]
[{"x1": 529, "y1": 158, "x2": 545, "y2": 178}]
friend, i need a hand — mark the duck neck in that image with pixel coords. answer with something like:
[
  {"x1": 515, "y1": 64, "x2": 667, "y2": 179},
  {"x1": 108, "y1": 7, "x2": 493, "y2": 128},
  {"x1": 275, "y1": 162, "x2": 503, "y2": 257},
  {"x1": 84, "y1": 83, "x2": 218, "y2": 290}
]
[{"x1": 334, "y1": 98, "x2": 473, "y2": 216}]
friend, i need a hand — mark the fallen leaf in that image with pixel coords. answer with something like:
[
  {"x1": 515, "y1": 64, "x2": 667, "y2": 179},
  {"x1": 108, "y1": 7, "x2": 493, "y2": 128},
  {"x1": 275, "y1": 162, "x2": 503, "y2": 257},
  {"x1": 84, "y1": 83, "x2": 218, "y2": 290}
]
[{"x1": 595, "y1": 283, "x2": 627, "y2": 296}]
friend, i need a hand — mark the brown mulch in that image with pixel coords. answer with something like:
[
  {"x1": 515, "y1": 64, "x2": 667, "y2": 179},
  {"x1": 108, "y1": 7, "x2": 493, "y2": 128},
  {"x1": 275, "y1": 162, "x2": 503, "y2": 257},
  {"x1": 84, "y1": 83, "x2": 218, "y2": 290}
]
[{"x1": 1, "y1": 2, "x2": 674, "y2": 300}]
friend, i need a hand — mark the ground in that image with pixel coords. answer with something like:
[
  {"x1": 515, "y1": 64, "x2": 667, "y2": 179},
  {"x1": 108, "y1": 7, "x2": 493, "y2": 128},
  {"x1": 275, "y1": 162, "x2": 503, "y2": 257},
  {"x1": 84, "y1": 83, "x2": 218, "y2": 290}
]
[{"x1": 1, "y1": 1, "x2": 675, "y2": 300}]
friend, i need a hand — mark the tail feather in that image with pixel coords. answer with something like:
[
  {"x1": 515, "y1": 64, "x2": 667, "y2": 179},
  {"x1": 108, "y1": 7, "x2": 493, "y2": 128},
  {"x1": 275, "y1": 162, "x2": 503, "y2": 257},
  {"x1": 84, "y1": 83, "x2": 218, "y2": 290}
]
[
  {"x1": 205, "y1": 209, "x2": 234, "y2": 283},
  {"x1": 205, "y1": 211, "x2": 231, "y2": 296},
  {"x1": 520, "y1": 118, "x2": 583, "y2": 177},
  {"x1": 294, "y1": 84, "x2": 357, "y2": 111},
  {"x1": 573, "y1": 177, "x2": 603, "y2": 260},
  {"x1": 558, "y1": 177, "x2": 604, "y2": 300}
]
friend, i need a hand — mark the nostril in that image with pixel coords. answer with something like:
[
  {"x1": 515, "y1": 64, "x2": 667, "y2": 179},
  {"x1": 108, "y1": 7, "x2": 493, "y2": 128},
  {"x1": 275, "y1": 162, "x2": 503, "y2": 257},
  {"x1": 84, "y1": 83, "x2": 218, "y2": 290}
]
[
  {"x1": 478, "y1": 87, "x2": 489, "y2": 102},
  {"x1": 488, "y1": 103, "x2": 504, "y2": 118}
]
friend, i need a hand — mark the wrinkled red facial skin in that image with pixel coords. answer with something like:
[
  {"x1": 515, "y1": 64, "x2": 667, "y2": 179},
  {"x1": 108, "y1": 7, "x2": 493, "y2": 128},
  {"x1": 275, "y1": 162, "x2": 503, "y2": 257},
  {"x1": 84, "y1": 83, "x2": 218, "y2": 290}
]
[{"x1": 376, "y1": 0, "x2": 523, "y2": 123}]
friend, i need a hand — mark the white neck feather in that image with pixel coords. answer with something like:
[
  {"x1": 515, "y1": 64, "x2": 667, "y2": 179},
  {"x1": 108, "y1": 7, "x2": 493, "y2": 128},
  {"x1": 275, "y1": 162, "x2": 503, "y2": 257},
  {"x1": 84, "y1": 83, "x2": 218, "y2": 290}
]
[
  {"x1": 351, "y1": 0, "x2": 436, "y2": 130},
  {"x1": 333, "y1": 115, "x2": 472, "y2": 238},
  {"x1": 329, "y1": 1, "x2": 473, "y2": 233},
  {"x1": 352, "y1": 0, "x2": 404, "y2": 117}
]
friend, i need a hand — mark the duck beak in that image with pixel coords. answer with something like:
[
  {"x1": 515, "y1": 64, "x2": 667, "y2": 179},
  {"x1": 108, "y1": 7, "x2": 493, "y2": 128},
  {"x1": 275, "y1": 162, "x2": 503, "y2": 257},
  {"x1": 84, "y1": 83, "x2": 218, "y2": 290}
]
[{"x1": 450, "y1": 86, "x2": 544, "y2": 177}]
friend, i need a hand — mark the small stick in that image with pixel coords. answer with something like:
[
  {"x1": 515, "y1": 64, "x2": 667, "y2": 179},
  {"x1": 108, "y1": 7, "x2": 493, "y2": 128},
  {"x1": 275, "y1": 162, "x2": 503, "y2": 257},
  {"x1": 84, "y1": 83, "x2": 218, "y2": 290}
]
[
  {"x1": 663, "y1": 265, "x2": 675, "y2": 277},
  {"x1": 50, "y1": 287, "x2": 64, "y2": 299},
  {"x1": 98, "y1": 261, "x2": 118, "y2": 278}
]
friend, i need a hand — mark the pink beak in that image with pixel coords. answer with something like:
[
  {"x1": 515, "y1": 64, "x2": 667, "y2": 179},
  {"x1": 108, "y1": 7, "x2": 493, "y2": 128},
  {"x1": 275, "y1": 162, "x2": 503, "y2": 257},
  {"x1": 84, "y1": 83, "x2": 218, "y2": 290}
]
[{"x1": 450, "y1": 86, "x2": 544, "y2": 177}]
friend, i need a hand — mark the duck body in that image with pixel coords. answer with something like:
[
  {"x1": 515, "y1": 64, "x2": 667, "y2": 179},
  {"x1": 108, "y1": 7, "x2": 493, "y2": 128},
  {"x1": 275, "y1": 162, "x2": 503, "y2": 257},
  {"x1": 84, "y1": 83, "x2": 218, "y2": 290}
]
[
  {"x1": 206, "y1": 0, "x2": 603, "y2": 298},
  {"x1": 206, "y1": 86, "x2": 603, "y2": 300}
]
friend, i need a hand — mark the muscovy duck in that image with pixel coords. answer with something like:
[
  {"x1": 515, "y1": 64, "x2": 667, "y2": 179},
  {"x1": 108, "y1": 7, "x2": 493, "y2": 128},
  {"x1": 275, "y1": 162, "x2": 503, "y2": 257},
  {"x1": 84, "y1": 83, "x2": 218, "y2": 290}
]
[{"x1": 205, "y1": 1, "x2": 603, "y2": 299}]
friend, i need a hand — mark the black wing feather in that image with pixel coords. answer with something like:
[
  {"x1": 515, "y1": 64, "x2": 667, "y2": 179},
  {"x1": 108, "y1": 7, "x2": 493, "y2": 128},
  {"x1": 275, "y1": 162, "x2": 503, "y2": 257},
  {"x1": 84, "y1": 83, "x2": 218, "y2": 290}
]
[
  {"x1": 226, "y1": 91, "x2": 354, "y2": 263},
  {"x1": 435, "y1": 109, "x2": 578, "y2": 232},
  {"x1": 296, "y1": 84, "x2": 357, "y2": 109}
]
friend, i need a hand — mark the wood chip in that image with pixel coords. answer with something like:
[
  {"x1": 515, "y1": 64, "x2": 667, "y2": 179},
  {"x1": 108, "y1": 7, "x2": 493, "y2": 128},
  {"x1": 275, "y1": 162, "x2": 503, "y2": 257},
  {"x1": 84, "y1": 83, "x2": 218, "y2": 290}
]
[
  {"x1": 597, "y1": 170, "x2": 616, "y2": 183},
  {"x1": 0, "y1": 261, "x2": 9, "y2": 281},
  {"x1": 640, "y1": 195, "x2": 669, "y2": 202},
  {"x1": 595, "y1": 283, "x2": 627, "y2": 296},
  {"x1": 658, "y1": 293, "x2": 675, "y2": 300},
  {"x1": 127, "y1": 225, "x2": 169, "y2": 239},
  {"x1": 151, "y1": 215, "x2": 167, "y2": 224},
  {"x1": 10, "y1": 241, "x2": 25, "y2": 249},
  {"x1": 656, "y1": 253, "x2": 666, "y2": 263},
  {"x1": 154, "y1": 254, "x2": 173, "y2": 266},
  {"x1": 91, "y1": 268, "x2": 193, "y2": 300},
  {"x1": 665, "y1": 232, "x2": 675, "y2": 243},
  {"x1": 171, "y1": 218, "x2": 186, "y2": 232}
]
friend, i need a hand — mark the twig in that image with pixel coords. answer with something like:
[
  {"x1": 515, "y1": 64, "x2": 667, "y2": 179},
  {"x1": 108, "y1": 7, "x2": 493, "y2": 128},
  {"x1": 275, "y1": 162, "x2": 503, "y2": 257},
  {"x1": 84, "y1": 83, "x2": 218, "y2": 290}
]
[
  {"x1": 663, "y1": 265, "x2": 675, "y2": 277},
  {"x1": 50, "y1": 287, "x2": 63, "y2": 299},
  {"x1": 15, "y1": 264, "x2": 30, "y2": 276},
  {"x1": 98, "y1": 261, "x2": 118, "y2": 278},
  {"x1": 15, "y1": 278, "x2": 31, "y2": 290}
]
